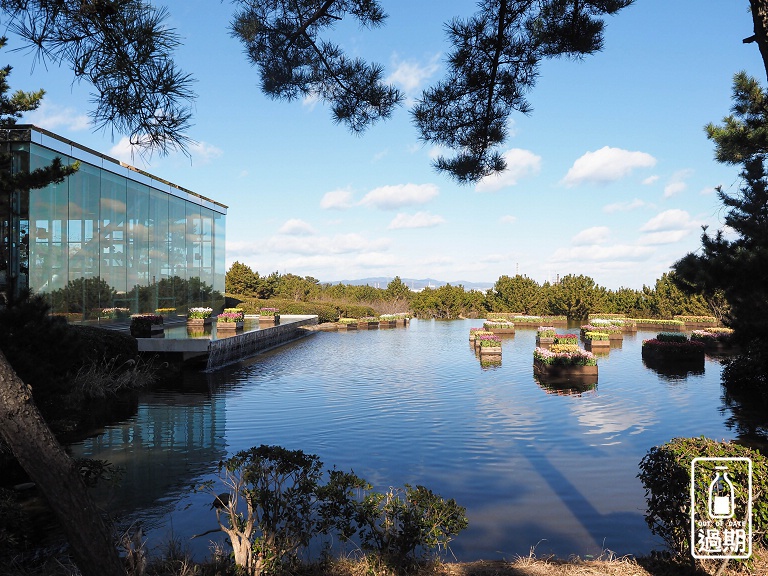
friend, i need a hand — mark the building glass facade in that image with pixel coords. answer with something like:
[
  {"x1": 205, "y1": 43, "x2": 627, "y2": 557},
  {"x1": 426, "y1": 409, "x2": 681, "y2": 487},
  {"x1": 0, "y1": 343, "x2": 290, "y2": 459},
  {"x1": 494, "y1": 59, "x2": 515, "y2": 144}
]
[{"x1": 0, "y1": 126, "x2": 227, "y2": 321}]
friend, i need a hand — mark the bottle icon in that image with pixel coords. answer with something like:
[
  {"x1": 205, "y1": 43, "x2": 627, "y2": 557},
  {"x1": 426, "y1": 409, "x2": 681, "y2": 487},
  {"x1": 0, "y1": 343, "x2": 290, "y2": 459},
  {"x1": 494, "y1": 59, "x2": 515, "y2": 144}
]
[{"x1": 708, "y1": 466, "x2": 734, "y2": 519}]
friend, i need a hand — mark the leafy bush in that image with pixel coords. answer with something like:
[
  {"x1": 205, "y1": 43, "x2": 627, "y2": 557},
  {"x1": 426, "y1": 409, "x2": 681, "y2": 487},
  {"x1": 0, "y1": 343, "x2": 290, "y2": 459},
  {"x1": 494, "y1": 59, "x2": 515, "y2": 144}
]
[
  {"x1": 199, "y1": 445, "x2": 468, "y2": 575},
  {"x1": 356, "y1": 484, "x2": 468, "y2": 569},
  {"x1": 638, "y1": 437, "x2": 768, "y2": 557}
]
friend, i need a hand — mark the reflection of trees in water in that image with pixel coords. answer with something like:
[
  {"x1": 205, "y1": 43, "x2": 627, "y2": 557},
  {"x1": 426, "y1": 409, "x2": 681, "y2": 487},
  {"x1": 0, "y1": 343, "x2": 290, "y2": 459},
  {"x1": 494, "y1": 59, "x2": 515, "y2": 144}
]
[
  {"x1": 46, "y1": 275, "x2": 223, "y2": 318},
  {"x1": 719, "y1": 352, "x2": 768, "y2": 449}
]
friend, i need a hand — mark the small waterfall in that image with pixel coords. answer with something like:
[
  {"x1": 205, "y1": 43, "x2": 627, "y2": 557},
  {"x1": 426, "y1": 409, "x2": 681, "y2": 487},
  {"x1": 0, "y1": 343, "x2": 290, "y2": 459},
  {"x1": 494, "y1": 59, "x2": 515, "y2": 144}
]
[{"x1": 205, "y1": 317, "x2": 317, "y2": 370}]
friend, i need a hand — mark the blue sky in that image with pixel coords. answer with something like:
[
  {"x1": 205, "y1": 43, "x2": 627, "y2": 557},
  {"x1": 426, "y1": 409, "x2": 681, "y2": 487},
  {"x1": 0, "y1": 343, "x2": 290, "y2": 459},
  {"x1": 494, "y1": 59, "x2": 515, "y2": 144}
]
[{"x1": 5, "y1": 1, "x2": 765, "y2": 290}]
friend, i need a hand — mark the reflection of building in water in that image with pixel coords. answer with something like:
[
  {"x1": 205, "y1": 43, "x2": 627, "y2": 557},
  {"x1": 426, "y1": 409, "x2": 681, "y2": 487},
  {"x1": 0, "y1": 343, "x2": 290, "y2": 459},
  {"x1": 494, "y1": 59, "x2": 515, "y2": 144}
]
[
  {"x1": 70, "y1": 390, "x2": 227, "y2": 518},
  {"x1": 0, "y1": 125, "x2": 227, "y2": 317}
]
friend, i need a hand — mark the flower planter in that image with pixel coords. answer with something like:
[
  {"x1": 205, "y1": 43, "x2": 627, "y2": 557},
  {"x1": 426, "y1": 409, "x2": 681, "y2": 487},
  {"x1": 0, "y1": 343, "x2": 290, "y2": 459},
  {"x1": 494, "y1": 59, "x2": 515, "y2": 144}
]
[
  {"x1": 217, "y1": 321, "x2": 244, "y2": 331},
  {"x1": 259, "y1": 315, "x2": 280, "y2": 324},
  {"x1": 479, "y1": 346, "x2": 502, "y2": 356},
  {"x1": 608, "y1": 332, "x2": 623, "y2": 341},
  {"x1": 622, "y1": 323, "x2": 637, "y2": 333},
  {"x1": 641, "y1": 345, "x2": 705, "y2": 363},
  {"x1": 487, "y1": 327, "x2": 515, "y2": 334},
  {"x1": 379, "y1": 320, "x2": 397, "y2": 328},
  {"x1": 337, "y1": 322, "x2": 358, "y2": 330},
  {"x1": 533, "y1": 359, "x2": 598, "y2": 385},
  {"x1": 585, "y1": 339, "x2": 610, "y2": 353},
  {"x1": 357, "y1": 321, "x2": 379, "y2": 329},
  {"x1": 187, "y1": 317, "x2": 213, "y2": 327},
  {"x1": 536, "y1": 336, "x2": 554, "y2": 347}
]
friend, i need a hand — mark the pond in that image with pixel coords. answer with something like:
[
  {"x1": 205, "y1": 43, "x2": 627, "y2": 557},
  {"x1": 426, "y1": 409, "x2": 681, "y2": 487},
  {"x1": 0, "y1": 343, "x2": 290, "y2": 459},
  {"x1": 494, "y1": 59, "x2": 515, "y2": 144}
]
[{"x1": 69, "y1": 319, "x2": 739, "y2": 562}]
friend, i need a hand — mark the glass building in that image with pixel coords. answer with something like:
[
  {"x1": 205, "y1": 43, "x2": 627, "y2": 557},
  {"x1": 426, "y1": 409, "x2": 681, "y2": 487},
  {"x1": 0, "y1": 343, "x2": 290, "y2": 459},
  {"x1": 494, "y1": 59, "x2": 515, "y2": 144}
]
[{"x1": 0, "y1": 125, "x2": 227, "y2": 321}]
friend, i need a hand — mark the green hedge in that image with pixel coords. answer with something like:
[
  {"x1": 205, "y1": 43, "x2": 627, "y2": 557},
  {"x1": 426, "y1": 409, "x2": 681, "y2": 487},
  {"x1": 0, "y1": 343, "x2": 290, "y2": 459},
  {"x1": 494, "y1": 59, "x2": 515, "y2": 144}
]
[{"x1": 638, "y1": 437, "x2": 768, "y2": 557}]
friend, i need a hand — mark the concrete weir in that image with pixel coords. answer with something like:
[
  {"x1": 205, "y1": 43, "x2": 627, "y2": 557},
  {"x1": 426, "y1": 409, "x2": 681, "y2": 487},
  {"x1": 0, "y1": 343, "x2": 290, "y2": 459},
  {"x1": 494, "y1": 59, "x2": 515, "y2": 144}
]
[{"x1": 137, "y1": 315, "x2": 318, "y2": 371}]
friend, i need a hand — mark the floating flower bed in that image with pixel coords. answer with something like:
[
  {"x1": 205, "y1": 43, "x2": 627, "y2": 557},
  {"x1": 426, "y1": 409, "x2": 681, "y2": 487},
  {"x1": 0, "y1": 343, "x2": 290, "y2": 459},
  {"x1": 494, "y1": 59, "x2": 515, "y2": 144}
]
[
  {"x1": 378, "y1": 314, "x2": 398, "y2": 328},
  {"x1": 357, "y1": 316, "x2": 379, "y2": 329},
  {"x1": 130, "y1": 313, "x2": 164, "y2": 337},
  {"x1": 217, "y1": 309, "x2": 245, "y2": 330},
  {"x1": 187, "y1": 307, "x2": 214, "y2": 326},
  {"x1": 675, "y1": 315, "x2": 718, "y2": 328},
  {"x1": 588, "y1": 313, "x2": 624, "y2": 319},
  {"x1": 553, "y1": 333, "x2": 578, "y2": 345},
  {"x1": 583, "y1": 331, "x2": 610, "y2": 352},
  {"x1": 393, "y1": 312, "x2": 411, "y2": 326},
  {"x1": 633, "y1": 318, "x2": 685, "y2": 331},
  {"x1": 483, "y1": 320, "x2": 515, "y2": 334},
  {"x1": 533, "y1": 345, "x2": 598, "y2": 383},
  {"x1": 690, "y1": 328, "x2": 736, "y2": 353},
  {"x1": 580, "y1": 323, "x2": 623, "y2": 340},
  {"x1": 469, "y1": 327, "x2": 486, "y2": 341},
  {"x1": 641, "y1": 333, "x2": 705, "y2": 363},
  {"x1": 259, "y1": 307, "x2": 280, "y2": 323},
  {"x1": 337, "y1": 318, "x2": 358, "y2": 330},
  {"x1": 536, "y1": 326, "x2": 556, "y2": 346},
  {"x1": 477, "y1": 334, "x2": 502, "y2": 356}
]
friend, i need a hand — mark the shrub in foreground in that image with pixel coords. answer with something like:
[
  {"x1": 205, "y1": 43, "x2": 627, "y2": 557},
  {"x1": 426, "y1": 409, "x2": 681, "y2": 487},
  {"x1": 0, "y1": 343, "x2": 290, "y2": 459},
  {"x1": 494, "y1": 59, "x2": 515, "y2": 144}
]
[
  {"x1": 198, "y1": 445, "x2": 468, "y2": 575},
  {"x1": 638, "y1": 437, "x2": 768, "y2": 558}
]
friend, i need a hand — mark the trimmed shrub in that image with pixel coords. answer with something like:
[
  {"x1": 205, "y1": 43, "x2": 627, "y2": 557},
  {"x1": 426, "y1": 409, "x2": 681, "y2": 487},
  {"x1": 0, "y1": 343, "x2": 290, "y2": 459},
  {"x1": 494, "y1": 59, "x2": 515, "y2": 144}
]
[
  {"x1": 656, "y1": 332, "x2": 688, "y2": 343},
  {"x1": 638, "y1": 437, "x2": 768, "y2": 557}
]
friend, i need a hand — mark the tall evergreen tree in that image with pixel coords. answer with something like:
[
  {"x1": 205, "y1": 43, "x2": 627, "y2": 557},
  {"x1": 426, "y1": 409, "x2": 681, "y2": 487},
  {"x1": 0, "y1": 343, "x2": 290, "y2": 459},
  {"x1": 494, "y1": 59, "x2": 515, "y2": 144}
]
[{"x1": 673, "y1": 72, "x2": 768, "y2": 401}]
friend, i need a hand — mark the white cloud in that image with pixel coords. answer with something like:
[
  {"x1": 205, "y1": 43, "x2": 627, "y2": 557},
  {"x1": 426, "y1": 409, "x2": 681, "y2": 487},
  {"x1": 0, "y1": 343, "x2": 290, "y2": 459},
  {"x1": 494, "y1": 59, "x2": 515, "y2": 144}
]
[
  {"x1": 642, "y1": 175, "x2": 659, "y2": 185},
  {"x1": 109, "y1": 137, "x2": 138, "y2": 164},
  {"x1": 388, "y1": 211, "x2": 445, "y2": 229},
  {"x1": 561, "y1": 146, "x2": 656, "y2": 187},
  {"x1": 475, "y1": 148, "x2": 542, "y2": 192},
  {"x1": 302, "y1": 92, "x2": 321, "y2": 110},
  {"x1": 427, "y1": 145, "x2": 447, "y2": 160},
  {"x1": 637, "y1": 230, "x2": 692, "y2": 245},
  {"x1": 24, "y1": 101, "x2": 90, "y2": 132},
  {"x1": 108, "y1": 136, "x2": 222, "y2": 166},
  {"x1": 638, "y1": 209, "x2": 700, "y2": 245},
  {"x1": 188, "y1": 141, "x2": 224, "y2": 165},
  {"x1": 700, "y1": 186, "x2": 718, "y2": 196},
  {"x1": 572, "y1": 226, "x2": 611, "y2": 246},
  {"x1": 321, "y1": 188, "x2": 355, "y2": 209},
  {"x1": 639, "y1": 209, "x2": 696, "y2": 232},
  {"x1": 603, "y1": 198, "x2": 647, "y2": 213},
  {"x1": 359, "y1": 183, "x2": 439, "y2": 209},
  {"x1": 500, "y1": 215, "x2": 517, "y2": 224},
  {"x1": 663, "y1": 169, "x2": 693, "y2": 198},
  {"x1": 278, "y1": 219, "x2": 316, "y2": 235},
  {"x1": 386, "y1": 53, "x2": 441, "y2": 96}
]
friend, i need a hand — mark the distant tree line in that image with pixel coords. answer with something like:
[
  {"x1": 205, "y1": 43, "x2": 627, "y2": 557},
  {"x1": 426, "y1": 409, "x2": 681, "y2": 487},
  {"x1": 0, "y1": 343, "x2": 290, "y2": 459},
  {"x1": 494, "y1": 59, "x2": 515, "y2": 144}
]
[{"x1": 226, "y1": 262, "x2": 722, "y2": 321}]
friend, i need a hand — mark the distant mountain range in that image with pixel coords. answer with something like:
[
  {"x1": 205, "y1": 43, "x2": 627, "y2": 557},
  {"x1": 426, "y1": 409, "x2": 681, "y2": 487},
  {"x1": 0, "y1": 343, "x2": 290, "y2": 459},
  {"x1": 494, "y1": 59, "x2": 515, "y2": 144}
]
[{"x1": 326, "y1": 277, "x2": 493, "y2": 292}]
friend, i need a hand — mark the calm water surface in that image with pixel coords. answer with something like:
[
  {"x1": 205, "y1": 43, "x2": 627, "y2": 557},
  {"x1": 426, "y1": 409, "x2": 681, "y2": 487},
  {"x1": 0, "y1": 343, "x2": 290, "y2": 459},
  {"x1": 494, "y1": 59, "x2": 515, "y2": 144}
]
[{"x1": 70, "y1": 319, "x2": 737, "y2": 561}]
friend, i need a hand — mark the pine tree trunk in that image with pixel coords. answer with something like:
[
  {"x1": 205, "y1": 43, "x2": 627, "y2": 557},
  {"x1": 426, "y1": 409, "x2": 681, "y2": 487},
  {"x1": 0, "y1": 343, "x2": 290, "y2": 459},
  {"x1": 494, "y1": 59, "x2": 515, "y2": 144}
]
[
  {"x1": 749, "y1": 0, "x2": 768, "y2": 82},
  {"x1": 0, "y1": 349, "x2": 125, "y2": 576}
]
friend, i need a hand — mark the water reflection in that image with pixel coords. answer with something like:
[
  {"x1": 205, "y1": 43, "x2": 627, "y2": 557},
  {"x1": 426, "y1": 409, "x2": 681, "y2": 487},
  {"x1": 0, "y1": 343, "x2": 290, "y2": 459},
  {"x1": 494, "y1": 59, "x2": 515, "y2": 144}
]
[
  {"x1": 68, "y1": 319, "x2": 737, "y2": 562},
  {"x1": 642, "y1": 357, "x2": 705, "y2": 381}
]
